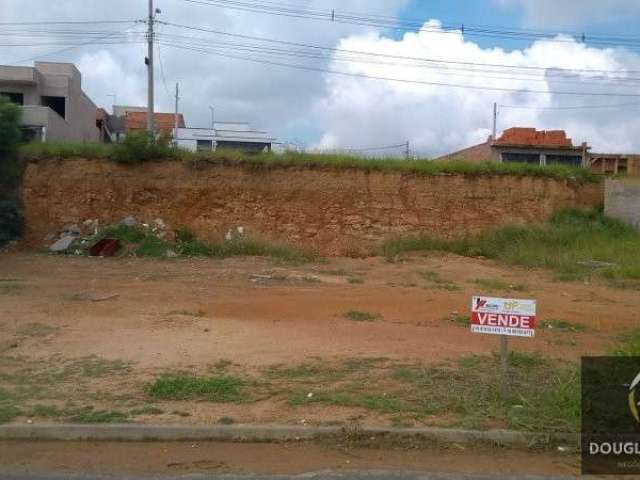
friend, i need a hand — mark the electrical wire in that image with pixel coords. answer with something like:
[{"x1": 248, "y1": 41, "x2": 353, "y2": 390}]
[
  {"x1": 159, "y1": 41, "x2": 640, "y2": 97},
  {"x1": 179, "y1": 0, "x2": 640, "y2": 49}
]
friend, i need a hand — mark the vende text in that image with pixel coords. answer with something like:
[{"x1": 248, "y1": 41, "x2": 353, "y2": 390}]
[{"x1": 472, "y1": 312, "x2": 536, "y2": 329}]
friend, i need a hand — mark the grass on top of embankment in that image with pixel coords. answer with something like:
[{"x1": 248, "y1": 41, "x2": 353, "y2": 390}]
[
  {"x1": 19, "y1": 141, "x2": 597, "y2": 182},
  {"x1": 382, "y1": 208, "x2": 640, "y2": 285}
]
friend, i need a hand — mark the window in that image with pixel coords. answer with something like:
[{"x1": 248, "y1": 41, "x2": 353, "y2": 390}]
[
  {"x1": 546, "y1": 155, "x2": 582, "y2": 167},
  {"x1": 41, "y1": 96, "x2": 66, "y2": 119},
  {"x1": 0, "y1": 92, "x2": 24, "y2": 105},
  {"x1": 501, "y1": 152, "x2": 541, "y2": 164},
  {"x1": 196, "y1": 139, "x2": 213, "y2": 151}
]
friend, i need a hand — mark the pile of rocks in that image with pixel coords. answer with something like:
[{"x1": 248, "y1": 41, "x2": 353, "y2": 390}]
[{"x1": 47, "y1": 216, "x2": 171, "y2": 254}]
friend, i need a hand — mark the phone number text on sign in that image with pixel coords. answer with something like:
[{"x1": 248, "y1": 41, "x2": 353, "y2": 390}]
[{"x1": 471, "y1": 296, "x2": 537, "y2": 338}]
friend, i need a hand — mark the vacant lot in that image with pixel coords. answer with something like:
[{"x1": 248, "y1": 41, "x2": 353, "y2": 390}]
[{"x1": 0, "y1": 251, "x2": 637, "y2": 430}]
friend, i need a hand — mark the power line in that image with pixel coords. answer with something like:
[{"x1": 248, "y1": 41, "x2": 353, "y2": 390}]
[
  {"x1": 159, "y1": 41, "x2": 640, "y2": 97},
  {"x1": 499, "y1": 102, "x2": 640, "y2": 110},
  {"x1": 0, "y1": 20, "x2": 138, "y2": 26},
  {"x1": 6, "y1": 23, "x2": 144, "y2": 65},
  {"x1": 154, "y1": 32, "x2": 640, "y2": 88},
  {"x1": 179, "y1": 0, "x2": 640, "y2": 49},
  {"x1": 158, "y1": 21, "x2": 640, "y2": 76}
]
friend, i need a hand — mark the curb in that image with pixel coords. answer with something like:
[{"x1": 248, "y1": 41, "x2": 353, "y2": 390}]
[{"x1": 0, "y1": 424, "x2": 579, "y2": 448}]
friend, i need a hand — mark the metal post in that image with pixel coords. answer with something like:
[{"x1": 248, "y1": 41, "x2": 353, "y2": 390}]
[
  {"x1": 492, "y1": 102, "x2": 497, "y2": 141},
  {"x1": 146, "y1": 0, "x2": 155, "y2": 138},
  {"x1": 499, "y1": 335, "x2": 509, "y2": 398},
  {"x1": 174, "y1": 82, "x2": 179, "y2": 147}
]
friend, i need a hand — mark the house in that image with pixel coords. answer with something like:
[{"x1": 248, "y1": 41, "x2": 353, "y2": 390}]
[
  {"x1": 0, "y1": 61, "x2": 100, "y2": 143},
  {"x1": 176, "y1": 122, "x2": 275, "y2": 153},
  {"x1": 437, "y1": 127, "x2": 590, "y2": 167},
  {"x1": 107, "y1": 105, "x2": 185, "y2": 141},
  {"x1": 589, "y1": 153, "x2": 640, "y2": 176}
]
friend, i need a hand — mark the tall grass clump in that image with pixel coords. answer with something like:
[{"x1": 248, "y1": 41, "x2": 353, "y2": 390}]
[{"x1": 383, "y1": 207, "x2": 640, "y2": 283}]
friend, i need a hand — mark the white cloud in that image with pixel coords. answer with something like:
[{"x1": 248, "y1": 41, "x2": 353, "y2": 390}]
[
  {"x1": 495, "y1": 0, "x2": 640, "y2": 28},
  {"x1": 312, "y1": 21, "x2": 640, "y2": 155}
]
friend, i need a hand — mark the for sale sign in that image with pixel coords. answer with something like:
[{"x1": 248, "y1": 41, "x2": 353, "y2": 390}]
[{"x1": 471, "y1": 296, "x2": 537, "y2": 338}]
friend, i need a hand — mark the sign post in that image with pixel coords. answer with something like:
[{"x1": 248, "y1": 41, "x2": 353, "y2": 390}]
[{"x1": 471, "y1": 296, "x2": 537, "y2": 397}]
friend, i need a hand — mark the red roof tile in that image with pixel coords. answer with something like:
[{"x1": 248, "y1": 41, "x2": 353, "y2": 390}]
[
  {"x1": 494, "y1": 127, "x2": 574, "y2": 147},
  {"x1": 125, "y1": 111, "x2": 185, "y2": 133}
]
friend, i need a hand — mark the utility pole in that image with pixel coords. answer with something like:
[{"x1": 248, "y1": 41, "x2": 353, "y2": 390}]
[
  {"x1": 405, "y1": 140, "x2": 410, "y2": 160},
  {"x1": 492, "y1": 102, "x2": 497, "y2": 141},
  {"x1": 146, "y1": 0, "x2": 155, "y2": 138},
  {"x1": 174, "y1": 82, "x2": 180, "y2": 147}
]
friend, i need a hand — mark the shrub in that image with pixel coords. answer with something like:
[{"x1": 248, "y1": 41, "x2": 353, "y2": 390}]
[
  {"x1": 0, "y1": 96, "x2": 21, "y2": 159},
  {"x1": 0, "y1": 199, "x2": 23, "y2": 244}
]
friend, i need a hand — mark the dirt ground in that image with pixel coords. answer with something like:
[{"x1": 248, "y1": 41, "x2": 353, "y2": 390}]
[
  {"x1": 0, "y1": 251, "x2": 637, "y2": 427},
  {"x1": 0, "y1": 440, "x2": 579, "y2": 476}
]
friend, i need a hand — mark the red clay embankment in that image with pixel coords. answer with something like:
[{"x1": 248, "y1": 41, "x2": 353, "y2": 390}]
[{"x1": 21, "y1": 158, "x2": 603, "y2": 255}]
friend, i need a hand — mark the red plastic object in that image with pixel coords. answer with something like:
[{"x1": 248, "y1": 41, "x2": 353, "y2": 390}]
[{"x1": 89, "y1": 238, "x2": 121, "y2": 257}]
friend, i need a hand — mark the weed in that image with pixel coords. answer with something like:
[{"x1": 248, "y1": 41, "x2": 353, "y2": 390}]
[
  {"x1": 171, "y1": 410, "x2": 191, "y2": 417},
  {"x1": 169, "y1": 310, "x2": 206, "y2": 318},
  {"x1": 130, "y1": 406, "x2": 164, "y2": 415},
  {"x1": 343, "y1": 310, "x2": 381, "y2": 322},
  {"x1": 611, "y1": 329, "x2": 640, "y2": 356},
  {"x1": 471, "y1": 278, "x2": 528, "y2": 292},
  {"x1": 20, "y1": 144, "x2": 597, "y2": 182},
  {"x1": 539, "y1": 319, "x2": 588, "y2": 333},
  {"x1": 17, "y1": 323, "x2": 58, "y2": 337},
  {"x1": 214, "y1": 359, "x2": 233, "y2": 371},
  {"x1": 0, "y1": 405, "x2": 21, "y2": 423},
  {"x1": 217, "y1": 416, "x2": 235, "y2": 425},
  {"x1": 68, "y1": 407, "x2": 128, "y2": 423},
  {"x1": 348, "y1": 277, "x2": 365, "y2": 284},
  {"x1": 447, "y1": 314, "x2": 471, "y2": 327},
  {"x1": 383, "y1": 208, "x2": 640, "y2": 284},
  {"x1": 0, "y1": 284, "x2": 22, "y2": 295},
  {"x1": 147, "y1": 374, "x2": 247, "y2": 402},
  {"x1": 417, "y1": 270, "x2": 461, "y2": 291}
]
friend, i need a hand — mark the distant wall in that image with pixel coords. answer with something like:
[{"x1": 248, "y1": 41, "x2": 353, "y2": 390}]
[
  {"x1": 605, "y1": 177, "x2": 640, "y2": 230},
  {"x1": 21, "y1": 159, "x2": 604, "y2": 255}
]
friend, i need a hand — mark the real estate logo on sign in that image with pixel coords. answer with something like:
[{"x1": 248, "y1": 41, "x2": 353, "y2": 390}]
[{"x1": 471, "y1": 296, "x2": 537, "y2": 338}]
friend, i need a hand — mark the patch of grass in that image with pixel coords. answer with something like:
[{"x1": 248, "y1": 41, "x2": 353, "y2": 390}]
[
  {"x1": 17, "y1": 323, "x2": 58, "y2": 337},
  {"x1": 0, "y1": 283, "x2": 22, "y2": 295},
  {"x1": 471, "y1": 278, "x2": 528, "y2": 292},
  {"x1": 20, "y1": 144, "x2": 597, "y2": 182},
  {"x1": 0, "y1": 405, "x2": 21, "y2": 423},
  {"x1": 417, "y1": 270, "x2": 461, "y2": 291},
  {"x1": 343, "y1": 310, "x2": 381, "y2": 322},
  {"x1": 217, "y1": 416, "x2": 235, "y2": 425},
  {"x1": 611, "y1": 329, "x2": 640, "y2": 356},
  {"x1": 130, "y1": 405, "x2": 164, "y2": 415},
  {"x1": 347, "y1": 277, "x2": 365, "y2": 284},
  {"x1": 446, "y1": 314, "x2": 470, "y2": 327},
  {"x1": 208, "y1": 238, "x2": 319, "y2": 264},
  {"x1": 68, "y1": 407, "x2": 129, "y2": 423},
  {"x1": 213, "y1": 359, "x2": 233, "y2": 371},
  {"x1": 147, "y1": 374, "x2": 247, "y2": 402},
  {"x1": 171, "y1": 410, "x2": 191, "y2": 417},
  {"x1": 383, "y1": 208, "x2": 640, "y2": 284},
  {"x1": 169, "y1": 310, "x2": 206, "y2": 318},
  {"x1": 539, "y1": 319, "x2": 588, "y2": 333},
  {"x1": 134, "y1": 235, "x2": 171, "y2": 257}
]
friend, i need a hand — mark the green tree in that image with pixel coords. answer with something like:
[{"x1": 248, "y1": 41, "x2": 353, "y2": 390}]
[{"x1": 0, "y1": 95, "x2": 21, "y2": 159}]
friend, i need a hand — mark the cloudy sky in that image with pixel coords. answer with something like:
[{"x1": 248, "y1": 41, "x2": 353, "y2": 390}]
[{"x1": 2, "y1": 0, "x2": 640, "y2": 156}]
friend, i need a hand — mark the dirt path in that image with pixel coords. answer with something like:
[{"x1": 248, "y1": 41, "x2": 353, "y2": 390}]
[{"x1": 0, "y1": 441, "x2": 579, "y2": 477}]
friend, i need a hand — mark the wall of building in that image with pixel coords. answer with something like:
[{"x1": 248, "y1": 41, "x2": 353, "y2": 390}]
[
  {"x1": 605, "y1": 178, "x2": 640, "y2": 230},
  {"x1": 21, "y1": 159, "x2": 604, "y2": 255},
  {"x1": 0, "y1": 63, "x2": 99, "y2": 143}
]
